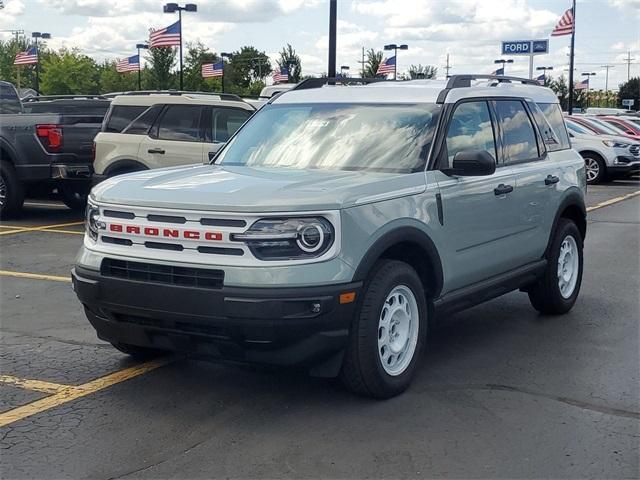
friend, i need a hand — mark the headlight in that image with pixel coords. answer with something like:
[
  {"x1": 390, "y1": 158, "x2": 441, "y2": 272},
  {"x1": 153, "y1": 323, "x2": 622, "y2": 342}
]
[
  {"x1": 85, "y1": 201, "x2": 103, "y2": 241},
  {"x1": 603, "y1": 140, "x2": 630, "y2": 149},
  {"x1": 232, "y1": 217, "x2": 334, "y2": 260}
]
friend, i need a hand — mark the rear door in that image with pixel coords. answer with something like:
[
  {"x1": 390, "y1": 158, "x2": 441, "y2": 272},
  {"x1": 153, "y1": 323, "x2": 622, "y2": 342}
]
[
  {"x1": 138, "y1": 104, "x2": 206, "y2": 169},
  {"x1": 433, "y1": 100, "x2": 519, "y2": 291},
  {"x1": 202, "y1": 106, "x2": 252, "y2": 162}
]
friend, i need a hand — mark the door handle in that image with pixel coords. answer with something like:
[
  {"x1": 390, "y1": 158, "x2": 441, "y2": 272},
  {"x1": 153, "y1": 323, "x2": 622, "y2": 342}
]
[
  {"x1": 494, "y1": 184, "x2": 514, "y2": 196},
  {"x1": 148, "y1": 148, "x2": 165, "y2": 154},
  {"x1": 545, "y1": 175, "x2": 560, "y2": 185}
]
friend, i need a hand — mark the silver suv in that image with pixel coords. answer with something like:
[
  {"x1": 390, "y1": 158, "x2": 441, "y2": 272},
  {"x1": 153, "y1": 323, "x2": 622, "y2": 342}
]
[{"x1": 72, "y1": 76, "x2": 587, "y2": 398}]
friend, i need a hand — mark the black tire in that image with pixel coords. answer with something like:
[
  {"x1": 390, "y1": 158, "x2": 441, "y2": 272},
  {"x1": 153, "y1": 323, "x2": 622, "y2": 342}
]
[
  {"x1": 582, "y1": 153, "x2": 606, "y2": 185},
  {"x1": 110, "y1": 342, "x2": 166, "y2": 360},
  {"x1": 0, "y1": 160, "x2": 24, "y2": 219},
  {"x1": 528, "y1": 219, "x2": 583, "y2": 315},
  {"x1": 340, "y1": 260, "x2": 428, "y2": 398},
  {"x1": 59, "y1": 183, "x2": 89, "y2": 211}
]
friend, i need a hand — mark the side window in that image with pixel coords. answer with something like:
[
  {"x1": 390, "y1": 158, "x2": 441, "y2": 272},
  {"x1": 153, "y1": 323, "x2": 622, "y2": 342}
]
[
  {"x1": 444, "y1": 101, "x2": 497, "y2": 166},
  {"x1": 0, "y1": 83, "x2": 22, "y2": 114},
  {"x1": 157, "y1": 105, "x2": 203, "y2": 142},
  {"x1": 535, "y1": 103, "x2": 570, "y2": 151},
  {"x1": 122, "y1": 105, "x2": 163, "y2": 135},
  {"x1": 211, "y1": 108, "x2": 251, "y2": 143},
  {"x1": 105, "y1": 105, "x2": 147, "y2": 133},
  {"x1": 494, "y1": 100, "x2": 539, "y2": 163}
]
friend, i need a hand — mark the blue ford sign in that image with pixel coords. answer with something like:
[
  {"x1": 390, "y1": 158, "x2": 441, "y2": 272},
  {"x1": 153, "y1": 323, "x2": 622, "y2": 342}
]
[
  {"x1": 502, "y1": 41, "x2": 531, "y2": 55},
  {"x1": 532, "y1": 40, "x2": 549, "y2": 54}
]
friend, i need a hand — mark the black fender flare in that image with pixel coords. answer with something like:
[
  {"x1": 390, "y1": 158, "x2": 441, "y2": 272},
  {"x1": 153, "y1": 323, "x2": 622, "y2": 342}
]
[
  {"x1": 352, "y1": 225, "x2": 444, "y2": 298},
  {"x1": 545, "y1": 187, "x2": 587, "y2": 255},
  {"x1": 0, "y1": 137, "x2": 19, "y2": 165},
  {"x1": 103, "y1": 159, "x2": 148, "y2": 177}
]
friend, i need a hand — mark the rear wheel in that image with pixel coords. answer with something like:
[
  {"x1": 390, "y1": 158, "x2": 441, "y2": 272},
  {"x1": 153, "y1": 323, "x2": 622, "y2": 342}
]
[
  {"x1": 0, "y1": 160, "x2": 24, "y2": 219},
  {"x1": 340, "y1": 260, "x2": 427, "y2": 398},
  {"x1": 582, "y1": 153, "x2": 606, "y2": 184},
  {"x1": 528, "y1": 219, "x2": 583, "y2": 315},
  {"x1": 110, "y1": 342, "x2": 166, "y2": 360}
]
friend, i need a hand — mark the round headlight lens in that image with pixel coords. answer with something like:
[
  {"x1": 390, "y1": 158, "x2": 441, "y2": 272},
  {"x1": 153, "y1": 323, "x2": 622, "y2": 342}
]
[{"x1": 297, "y1": 224, "x2": 324, "y2": 252}]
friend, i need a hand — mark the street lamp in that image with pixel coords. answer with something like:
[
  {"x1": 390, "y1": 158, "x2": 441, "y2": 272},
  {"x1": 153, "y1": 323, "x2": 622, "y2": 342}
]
[
  {"x1": 163, "y1": 3, "x2": 197, "y2": 90},
  {"x1": 581, "y1": 72, "x2": 596, "y2": 108},
  {"x1": 31, "y1": 31, "x2": 50, "y2": 95},
  {"x1": 536, "y1": 66, "x2": 553, "y2": 85},
  {"x1": 220, "y1": 52, "x2": 233, "y2": 93},
  {"x1": 493, "y1": 58, "x2": 513, "y2": 75},
  {"x1": 135, "y1": 43, "x2": 149, "y2": 91},
  {"x1": 384, "y1": 43, "x2": 408, "y2": 80}
]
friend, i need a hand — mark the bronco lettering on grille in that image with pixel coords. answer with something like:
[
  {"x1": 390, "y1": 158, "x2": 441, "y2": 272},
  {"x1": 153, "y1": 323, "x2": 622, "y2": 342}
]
[{"x1": 108, "y1": 223, "x2": 222, "y2": 241}]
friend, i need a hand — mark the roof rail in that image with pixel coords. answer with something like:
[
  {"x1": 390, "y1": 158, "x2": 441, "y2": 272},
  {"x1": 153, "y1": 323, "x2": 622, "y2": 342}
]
[
  {"x1": 291, "y1": 77, "x2": 389, "y2": 91},
  {"x1": 105, "y1": 90, "x2": 245, "y2": 103},
  {"x1": 22, "y1": 94, "x2": 109, "y2": 102},
  {"x1": 436, "y1": 74, "x2": 541, "y2": 104}
]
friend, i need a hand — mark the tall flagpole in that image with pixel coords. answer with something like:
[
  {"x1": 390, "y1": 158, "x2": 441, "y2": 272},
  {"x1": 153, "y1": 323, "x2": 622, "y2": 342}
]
[
  {"x1": 178, "y1": 9, "x2": 183, "y2": 90},
  {"x1": 567, "y1": 0, "x2": 576, "y2": 115}
]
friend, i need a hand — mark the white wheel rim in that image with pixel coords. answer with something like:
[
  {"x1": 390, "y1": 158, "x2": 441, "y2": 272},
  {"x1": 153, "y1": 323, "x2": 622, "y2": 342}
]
[
  {"x1": 557, "y1": 235, "x2": 579, "y2": 299},
  {"x1": 585, "y1": 158, "x2": 599, "y2": 182},
  {"x1": 0, "y1": 175, "x2": 6, "y2": 206},
  {"x1": 377, "y1": 285, "x2": 420, "y2": 376}
]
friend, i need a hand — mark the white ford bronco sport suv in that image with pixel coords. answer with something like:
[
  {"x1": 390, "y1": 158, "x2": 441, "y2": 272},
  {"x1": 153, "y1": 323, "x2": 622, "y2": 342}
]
[
  {"x1": 73, "y1": 76, "x2": 587, "y2": 398},
  {"x1": 93, "y1": 92, "x2": 254, "y2": 181}
]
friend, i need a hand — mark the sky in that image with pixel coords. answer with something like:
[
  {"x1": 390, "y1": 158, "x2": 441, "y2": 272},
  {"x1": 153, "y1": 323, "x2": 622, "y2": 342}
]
[{"x1": 1, "y1": 0, "x2": 639, "y2": 91}]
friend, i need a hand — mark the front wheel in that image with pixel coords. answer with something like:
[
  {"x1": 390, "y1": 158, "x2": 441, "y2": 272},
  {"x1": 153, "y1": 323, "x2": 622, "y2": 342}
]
[
  {"x1": 582, "y1": 154, "x2": 606, "y2": 185},
  {"x1": 528, "y1": 219, "x2": 583, "y2": 315},
  {"x1": 340, "y1": 260, "x2": 427, "y2": 398}
]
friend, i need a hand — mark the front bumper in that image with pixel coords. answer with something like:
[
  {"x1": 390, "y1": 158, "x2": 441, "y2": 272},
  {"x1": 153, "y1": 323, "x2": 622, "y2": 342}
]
[
  {"x1": 72, "y1": 266, "x2": 362, "y2": 375},
  {"x1": 609, "y1": 158, "x2": 640, "y2": 176}
]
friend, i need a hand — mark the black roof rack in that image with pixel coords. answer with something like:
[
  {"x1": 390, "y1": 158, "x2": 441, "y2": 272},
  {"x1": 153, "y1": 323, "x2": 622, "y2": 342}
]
[
  {"x1": 291, "y1": 77, "x2": 390, "y2": 91},
  {"x1": 22, "y1": 94, "x2": 109, "y2": 102},
  {"x1": 104, "y1": 90, "x2": 244, "y2": 103},
  {"x1": 436, "y1": 74, "x2": 541, "y2": 103}
]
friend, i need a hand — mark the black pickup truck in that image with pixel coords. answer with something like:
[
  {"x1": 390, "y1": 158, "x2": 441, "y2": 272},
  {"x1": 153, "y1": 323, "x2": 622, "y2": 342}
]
[{"x1": 0, "y1": 81, "x2": 110, "y2": 218}]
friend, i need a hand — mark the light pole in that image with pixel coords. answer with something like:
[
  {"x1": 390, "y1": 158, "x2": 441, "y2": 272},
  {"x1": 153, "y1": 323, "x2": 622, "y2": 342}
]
[
  {"x1": 136, "y1": 43, "x2": 149, "y2": 91},
  {"x1": 31, "y1": 31, "x2": 50, "y2": 95},
  {"x1": 600, "y1": 64, "x2": 613, "y2": 92},
  {"x1": 536, "y1": 66, "x2": 553, "y2": 85},
  {"x1": 163, "y1": 3, "x2": 197, "y2": 90},
  {"x1": 384, "y1": 44, "x2": 408, "y2": 80},
  {"x1": 581, "y1": 72, "x2": 596, "y2": 108},
  {"x1": 493, "y1": 58, "x2": 513, "y2": 75},
  {"x1": 220, "y1": 52, "x2": 233, "y2": 93}
]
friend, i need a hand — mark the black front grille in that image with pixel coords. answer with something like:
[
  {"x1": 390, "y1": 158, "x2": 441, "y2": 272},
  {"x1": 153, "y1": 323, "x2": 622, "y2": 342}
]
[
  {"x1": 630, "y1": 145, "x2": 639, "y2": 157},
  {"x1": 101, "y1": 258, "x2": 224, "y2": 289}
]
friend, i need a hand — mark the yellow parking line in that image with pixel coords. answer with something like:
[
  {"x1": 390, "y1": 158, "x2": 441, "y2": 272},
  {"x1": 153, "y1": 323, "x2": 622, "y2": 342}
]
[
  {"x1": 0, "y1": 270, "x2": 71, "y2": 283},
  {"x1": 0, "y1": 358, "x2": 172, "y2": 428},
  {"x1": 41, "y1": 229, "x2": 84, "y2": 235},
  {"x1": 0, "y1": 221, "x2": 84, "y2": 236},
  {"x1": 0, "y1": 375, "x2": 70, "y2": 394},
  {"x1": 587, "y1": 190, "x2": 640, "y2": 212}
]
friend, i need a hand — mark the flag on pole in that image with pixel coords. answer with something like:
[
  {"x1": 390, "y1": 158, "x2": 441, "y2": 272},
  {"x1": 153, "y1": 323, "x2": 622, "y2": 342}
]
[
  {"x1": 273, "y1": 67, "x2": 289, "y2": 83},
  {"x1": 14, "y1": 47, "x2": 38, "y2": 65},
  {"x1": 376, "y1": 56, "x2": 395, "y2": 76},
  {"x1": 202, "y1": 61, "x2": 224, "y2": 78},
  {"x1": 551, "y1": 8, "x2": 574, "y2": 36},
  {"x1": 116, "y1": 55, "x2": 140, "y2": 73},
  {"x1": 491, "y1": 67, "x2": 504, "y2": 76},
  {"x1": 149, "y1": 20, "x2": 181, "y2": 48},
  {"x1": 536, "y1": 74, "x2": 546, "y2": 85},
  {"x1": 574, "y1": 78, "x2": 588, "y2": 90}
]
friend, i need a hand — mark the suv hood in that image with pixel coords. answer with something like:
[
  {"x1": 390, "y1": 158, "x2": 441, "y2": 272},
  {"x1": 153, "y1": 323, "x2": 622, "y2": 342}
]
[{"x1": 91, "y1": 164, "x2": 425, "y2": 212}]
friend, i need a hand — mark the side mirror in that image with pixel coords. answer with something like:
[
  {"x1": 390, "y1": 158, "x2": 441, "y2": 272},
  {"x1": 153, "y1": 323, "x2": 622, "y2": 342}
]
[{"x1": 442, "y1": 150, "x2": 496, "y2": 177}]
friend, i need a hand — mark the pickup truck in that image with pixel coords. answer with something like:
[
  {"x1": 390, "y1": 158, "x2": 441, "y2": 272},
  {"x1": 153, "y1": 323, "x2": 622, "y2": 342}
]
[{"x1": 0, "y1": 81, "x2": 110, "y2": 218}]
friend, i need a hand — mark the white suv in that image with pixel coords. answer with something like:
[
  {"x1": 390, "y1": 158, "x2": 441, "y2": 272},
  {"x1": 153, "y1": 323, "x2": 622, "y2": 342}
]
[{"x1": 93, "y1": 93, "x2": 255, "y2": 180}]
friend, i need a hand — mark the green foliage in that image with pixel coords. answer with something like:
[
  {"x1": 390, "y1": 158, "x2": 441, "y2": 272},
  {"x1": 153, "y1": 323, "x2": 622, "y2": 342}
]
[
  {"x1": 0, "y1": 36, "x2": 40, "y2": 91},
  {"x1": 226, "y1": 46, "x2": 270, "y2": 95},
  {"x1": 145, "y1": 47, "x2": 177, "y2": 90},
  {"x1": 98, "y1": 60, "x2": 138, "y2": 93},
  {"x1": 618, "y1": 77, "x2": 639, "y2": 110},
  {"x1": 404, "y1": 64, "x2": 438, "y2": 80},
  {"x1": 363, "y1": 49, "x2": 383, "y2": 78},
  {"x1": 40, "y1": 49, "x2": 100, "y2": 95},
  {"x1": 276, "y1": 44, "x2": 301, "y2": 82},
  {"x1": 183, "y1": 41, "x2": 222, "y2": 92}
]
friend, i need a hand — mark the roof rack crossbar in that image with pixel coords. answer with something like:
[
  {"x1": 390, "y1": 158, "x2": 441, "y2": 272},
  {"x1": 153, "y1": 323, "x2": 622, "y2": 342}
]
[
  {"x1": 22, "y1": 94, "x2": 109, "y2": 102},
  {"x1": 436, "y1": 74, "x2": 541, "y2": 103},
  {"x1": 291, "y1": 77, "x2": 390, "y2": 91},
  {"x1": 106, "y1": 90, "x2": 244, "y2": 103}
]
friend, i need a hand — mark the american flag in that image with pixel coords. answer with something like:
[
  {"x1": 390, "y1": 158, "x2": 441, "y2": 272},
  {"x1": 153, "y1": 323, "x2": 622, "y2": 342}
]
[
  {"x1": 273, "y1": 67, "x2": 288, "y2": 83},
  {"x1": 574, "y1": 78, "x2": 589, "y2": 90},
  {"x1": 202, "y1": 61, "x2": 223, "y2": 78},
  {"x1": 149, "y1": 20, "x2": 181, "y2": 48},
  {"x1": 376, "y1": 56, "x2": 396, "y2": 76},
  {"x1": 14, "y1": 47, "x2": 38, "y2": 65},
  {"x1": 491, "y1": 67, "x2": 504, "y2": 76},
  {"x1": 551, "y1": 8, "x2": 574, "y2": 36},
  {"x1": 116, "y1": 54, "x2": 140, "y2": 73},
  {"x1": 536, "y1": 74, "x2": 546, "y2": 85}
]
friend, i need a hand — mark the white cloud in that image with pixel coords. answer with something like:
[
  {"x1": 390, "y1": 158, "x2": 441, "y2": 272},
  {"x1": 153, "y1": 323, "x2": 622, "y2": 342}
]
[
  {"x1": 0, "y1": 0, "x2": 25, "y2": 31},
  {"x1": 608, "y1": 0, "x2": 640, "y2": 9}
]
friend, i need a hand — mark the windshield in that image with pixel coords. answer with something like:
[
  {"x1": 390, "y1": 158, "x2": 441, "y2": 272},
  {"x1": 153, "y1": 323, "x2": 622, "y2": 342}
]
[
  {"x1": 566, "y1": 120, "x2": 590, "y2": 135},
  {"x1": 216, "y1": 103, "x2": 441, "y2": 173},
  {"x1": 582, "y1": 118, "x2": 622, "y2": 135}
]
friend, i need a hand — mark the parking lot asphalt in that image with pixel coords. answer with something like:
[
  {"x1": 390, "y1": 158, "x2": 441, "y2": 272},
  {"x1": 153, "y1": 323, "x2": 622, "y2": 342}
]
[{"x1": 1, "y1": 182, "x2": 639, "y2": 479}]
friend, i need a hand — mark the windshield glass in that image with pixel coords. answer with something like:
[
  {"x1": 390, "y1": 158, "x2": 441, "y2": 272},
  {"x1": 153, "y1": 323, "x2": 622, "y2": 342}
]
[
  {"x1": 566, "y1": 120, "x2": 590, "y2": 135},
  {"x1": 216, "y1": 103, "x2": 441, "y2": 173},
  {"x1": 583, "y1": 118, "x2": 622, "y2": 135}
]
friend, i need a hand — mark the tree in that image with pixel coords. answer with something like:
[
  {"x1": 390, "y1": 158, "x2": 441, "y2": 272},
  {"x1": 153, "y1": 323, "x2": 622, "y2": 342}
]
[
  {"x1": 0, "y1": 36, "x2": 42, "y2": 91},
  {"x1": 276, "y1": 44, "x2": 301, "y2": 82},
  {"x1": 183, "y1": 41, "x2": 221, "y2": 92},
  {"x1": 363, "y1": 48, "x2": 383, "y2": 78},
  {"x1": 97, "y1": 60, "x2": 138, "y2": 93},
  {"x1": 550, "y1": 75, "x2": 568, "y2": 111},
  {"x1": 618, "y1": 77, "x2": 639, "y2": 111},
  {"x1": 226, "y1": 46, "x2": 270, "y2": 95},
  {"x1": 145, "y1": 47, "x2": 177, "y2": 90},
  {"x1": 405, "y1": 64, "x2": 438, "y2": 80},
  {"x1": 40, "y1": 49, "x2": 99, "y2": 95}
]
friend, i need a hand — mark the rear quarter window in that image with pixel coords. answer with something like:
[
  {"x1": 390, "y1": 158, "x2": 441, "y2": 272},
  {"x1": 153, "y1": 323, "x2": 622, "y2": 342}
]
[
  {"x1": 103, "y1": 105, "x2": 148, "y2": 133},
  {"x1": 535, "y1": 103, "x2": 571, "y2": 151}
]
